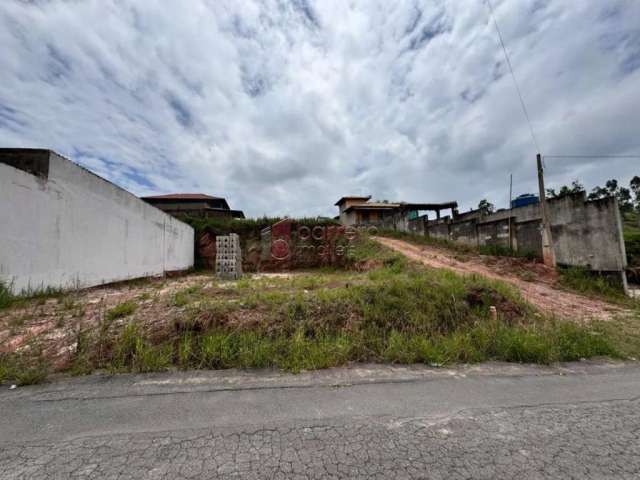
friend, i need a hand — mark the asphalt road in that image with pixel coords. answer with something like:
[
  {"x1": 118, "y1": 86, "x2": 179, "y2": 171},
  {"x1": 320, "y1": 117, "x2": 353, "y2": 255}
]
[{"x1": 1, "y1": 361, "x2": 639, "y2": 479}]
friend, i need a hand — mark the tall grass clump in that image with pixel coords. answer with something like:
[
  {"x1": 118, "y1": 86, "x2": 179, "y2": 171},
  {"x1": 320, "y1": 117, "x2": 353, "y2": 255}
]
[
  {"x1": 558, "y1": 266, "x2": 627, "y2": 302},
  {"x1": 109, "y1": 323, "x2": 172, "y2": 373},
  {"x1": 0, "y1": 281, "x2": 14, "y2": 309},
  {"x1": 0, "y1": 352, "x2": 50, "y2": 386}
]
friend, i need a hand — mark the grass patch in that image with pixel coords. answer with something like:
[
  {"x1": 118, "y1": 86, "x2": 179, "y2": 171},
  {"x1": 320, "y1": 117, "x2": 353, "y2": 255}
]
[
  {"x1": 0, "y1": 281, "x2": 13, "y2": 309},
  {"x1": 558, "y1": 266, "x2": 628, "y2": 303},
  {"x1": 105, "y1": 301, "x2": 137, "y2": 320},
  {"x1": 174, "y1": 285, "x2": 204, "y2": 306},
  {"x1": 624, "y1": 213, "x2": 640, "y2": 283},
  {"x1": 590, "y1": 310, "x2": 640, "y2": 360},
  {"x1": 0, "y1": 281, "x2": 66, "y2": 310},
  {"x1": 94, "y1": 319, "x2": 618, "y2": 375},
  {"x1": 0, "y1": 353, "x2": 50, "y2": 386},
  {"x1": 109, "y1": 323, "x2": 173, "y2": 373}
]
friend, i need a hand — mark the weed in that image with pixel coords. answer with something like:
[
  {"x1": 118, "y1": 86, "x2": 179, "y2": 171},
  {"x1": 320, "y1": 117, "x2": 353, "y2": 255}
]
[
  {"x1": 0, "y1": 353, "x2": 50, "y2": 386},
  {"x1": 173, "y1": 291, "x2": 190, "y2": 307},
  {"x1": 235, "y1": 278, "x2": 252, "y2": 289},
  {"x1": 22, "y1": 285, "x2": 66, "y2": 302},
  {"x1": 0, "y1": 281, "x2": 64, "y2": 310},
  {"x1": 173, "y1": 285, "x2": 204, "y2": 307},
  {"x1": 178, "y1": 333, "x2": 195, "y2": 368},
  {"x1": 0, "y1": 280, "x2": 14, "y2": 309},
  {"x1": 110, "y1": 323, "x2": 172, "y2": 373},
  {"x1": 558, "y1": 267, "x2": 627, "y2": 302},
  {"x1": 294, "y1": 275, "x2": 321, "y2": 290},
  {"x1": 61, "y1": 297, "x2": 76, "y2": 310},
  {"x1": 69, "y1": 330, "x2": 95, "y2": 376},
  {"x1": 106, "y1": 301, "x2": 137, "y2": 320}
]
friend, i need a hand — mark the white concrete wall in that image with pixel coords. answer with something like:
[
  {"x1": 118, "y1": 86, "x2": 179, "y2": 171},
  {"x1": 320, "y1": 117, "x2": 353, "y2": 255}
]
[{"x1": 0, "y1": 151, "x2": 194, "y2": 294}]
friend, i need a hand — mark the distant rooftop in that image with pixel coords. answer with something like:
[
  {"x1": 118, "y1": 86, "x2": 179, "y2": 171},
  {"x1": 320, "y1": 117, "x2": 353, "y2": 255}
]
[
  {"x1": 334, "y1": 195, "x2": 372, "y2": 206},
  {"x1": 343, "y1": 202, "x2": 400, "y2": 213},
  {"x1": 141, "y1": 193, "x2": 224, "y2": 201}
]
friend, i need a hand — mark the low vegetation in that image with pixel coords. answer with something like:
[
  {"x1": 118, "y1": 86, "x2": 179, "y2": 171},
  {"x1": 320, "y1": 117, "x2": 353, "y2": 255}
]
[
  {"x1": 105, "y1": 301, "x2": 137, "y2": 320},
  {"x1": 0, "y1": 352, "x2": 49, "y2": 386},
  {"x1": 377, "y1": 229, "x2": 537, "y2": 260},
  {"x1": 0, "y1": 281, "x2": 65, "y2": 311},
  {"x1": 376, "y1": 229, "x2": 476, "y2": 256},
  {"x1": 623, "y1": 211, "x2": 640, "y2": 283},
  {"x1": 0, "y1": 238, "x2": 632, "y2": 384},
  {"x1": 557, "y1": 267, "x2": 629, "y2": 304}
]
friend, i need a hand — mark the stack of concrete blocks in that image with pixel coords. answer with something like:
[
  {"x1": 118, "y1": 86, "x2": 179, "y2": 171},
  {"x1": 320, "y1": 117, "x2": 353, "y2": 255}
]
[{"x1": 215, "y1": 233, "x2": 243, "y2": 280}]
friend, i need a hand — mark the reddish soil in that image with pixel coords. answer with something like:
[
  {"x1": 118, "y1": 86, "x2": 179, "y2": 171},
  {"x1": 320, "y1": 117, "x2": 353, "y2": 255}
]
[
  {"x1": 0, "y1": 275, "x2": 215, "y2": 369},
  {"x1": 375, "y1": 237, "x2": 626, "y2": 321}
]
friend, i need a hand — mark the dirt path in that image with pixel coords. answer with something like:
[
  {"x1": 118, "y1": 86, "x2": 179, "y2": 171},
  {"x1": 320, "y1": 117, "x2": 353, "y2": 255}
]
[{"x1": 375, "y1": 236, "x2": 626, "y2": 321}]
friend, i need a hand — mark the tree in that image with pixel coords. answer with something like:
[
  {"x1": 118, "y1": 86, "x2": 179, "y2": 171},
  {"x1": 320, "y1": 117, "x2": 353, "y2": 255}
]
[
  {"x1": 631, "y1": 176, "x2": 640, "y2": 211},
  {"x1": 588, "y1": 178, "x2": 633, "y2": 212},
  {"x1": 618, "y1": 187, "x2": 633, "y2": 212},
  {"x1": 478, "y1": 199, "x2": 495, "y2": 214},
  {"x1": 547, "y1": 180, "x2": 585, "y2": 199}
]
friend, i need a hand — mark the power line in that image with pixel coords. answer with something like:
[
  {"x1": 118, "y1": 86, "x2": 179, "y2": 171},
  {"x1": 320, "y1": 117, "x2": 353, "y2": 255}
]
[
  {"x1": 485, "y1": 0, "x2": 541, "y2": 154},
  {"x1": 543, "y1": 155, "x2": 640, "y2": 159}
]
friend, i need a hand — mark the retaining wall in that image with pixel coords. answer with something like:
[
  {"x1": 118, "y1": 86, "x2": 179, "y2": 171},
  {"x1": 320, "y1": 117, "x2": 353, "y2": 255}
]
[
  {"x1": 411, "y1": 192, "x2": 626, "y2": 273},
  {"x1": 0, "y1": 149, "x2": 194, "y2": 294}
]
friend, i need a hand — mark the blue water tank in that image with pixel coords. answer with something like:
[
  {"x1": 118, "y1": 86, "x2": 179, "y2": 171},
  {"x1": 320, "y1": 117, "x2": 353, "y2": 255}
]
[{"x1": 511, "y1": 194, "x2": 539, "y2": 209}]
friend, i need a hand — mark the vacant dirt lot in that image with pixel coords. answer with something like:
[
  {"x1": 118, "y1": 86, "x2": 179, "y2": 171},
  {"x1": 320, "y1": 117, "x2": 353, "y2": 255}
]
[
  {"x1": 375, "y1": 236, "x2": 625, "y2": 321},
  {"x1": 2, "y1": 237, "x2": 635, "y2": 383},
  {"x1": 0, "y1": 274, "x2": 217, "y2": 370}
]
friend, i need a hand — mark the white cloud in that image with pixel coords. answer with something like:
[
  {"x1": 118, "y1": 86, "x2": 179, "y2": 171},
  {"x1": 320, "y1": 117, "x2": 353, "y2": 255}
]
[{"x1": 0, "y1": 0, "x2": 639, "y2": 217}]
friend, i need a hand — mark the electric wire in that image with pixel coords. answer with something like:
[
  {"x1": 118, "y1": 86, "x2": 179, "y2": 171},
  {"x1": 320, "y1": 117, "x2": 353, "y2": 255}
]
[
  {"x1": 543, "y1": 155, "x2": 640, "y2": 159},
  {"x1": 485, "y1": 0, "x2": 541, "y2": 154}
]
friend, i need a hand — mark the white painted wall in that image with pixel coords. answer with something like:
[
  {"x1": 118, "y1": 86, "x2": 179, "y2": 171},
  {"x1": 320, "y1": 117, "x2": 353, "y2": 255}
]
[{"x1": 0, "y1": 151, "x2": 194, "y2": 294}]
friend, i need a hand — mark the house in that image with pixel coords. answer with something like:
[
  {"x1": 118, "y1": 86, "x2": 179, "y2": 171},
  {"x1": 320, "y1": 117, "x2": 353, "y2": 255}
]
[
  {"x1": 141, "y1": 193, "x2": 245, "y2": 220},
  {"x1": 335, "y1": 195, "x2": 458, "y2": 230},
  {"x1": 335, "y1": 196, "x2": 399, "y2": 226}
]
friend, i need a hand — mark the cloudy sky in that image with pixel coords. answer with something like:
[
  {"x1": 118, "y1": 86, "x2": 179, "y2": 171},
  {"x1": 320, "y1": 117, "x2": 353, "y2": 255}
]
[{"x1": 1, "y1": 0, "x2": 639, "y2": 217}]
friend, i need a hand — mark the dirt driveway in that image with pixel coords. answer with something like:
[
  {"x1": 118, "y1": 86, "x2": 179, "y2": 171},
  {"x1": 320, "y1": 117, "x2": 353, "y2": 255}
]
[{"x1": 375, "y1": 236, "x2": 625, "y2": 321}]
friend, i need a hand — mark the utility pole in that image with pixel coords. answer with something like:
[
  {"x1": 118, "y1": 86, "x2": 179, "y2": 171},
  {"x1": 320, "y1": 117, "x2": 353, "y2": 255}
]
[
  {"x1": 537, "y1": 154, "x2": 556, "y2": 267},
  {"x1": 508, "y1": 173, "x2": 513, "y2": 251}
]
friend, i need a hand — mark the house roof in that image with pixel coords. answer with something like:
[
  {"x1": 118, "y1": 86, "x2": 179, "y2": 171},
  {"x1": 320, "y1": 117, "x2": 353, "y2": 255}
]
[
  {"x1": 334, "y1": 195, "x2": 371, "y2": 206},
  {"x1": 344, "y1": 201, "x2": 458, "y2": 214},
  {"x1": 141, "y1": 193, "x2": 224, "y2": 201},
  {"x1": 343, "y1": 203, "x2": 400, "y2": 213}
]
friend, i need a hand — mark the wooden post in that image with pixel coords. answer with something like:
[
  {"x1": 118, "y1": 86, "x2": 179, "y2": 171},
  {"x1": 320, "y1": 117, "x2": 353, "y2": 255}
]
[{"x1": 537, "y1": 154, "x2": 556, "y2": 267}]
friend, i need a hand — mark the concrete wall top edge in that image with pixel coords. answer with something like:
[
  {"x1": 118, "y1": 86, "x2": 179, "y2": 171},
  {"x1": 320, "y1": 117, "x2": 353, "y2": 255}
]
[{"x1": 46, "y1": 151, "x2": 193, "y2": 232}]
